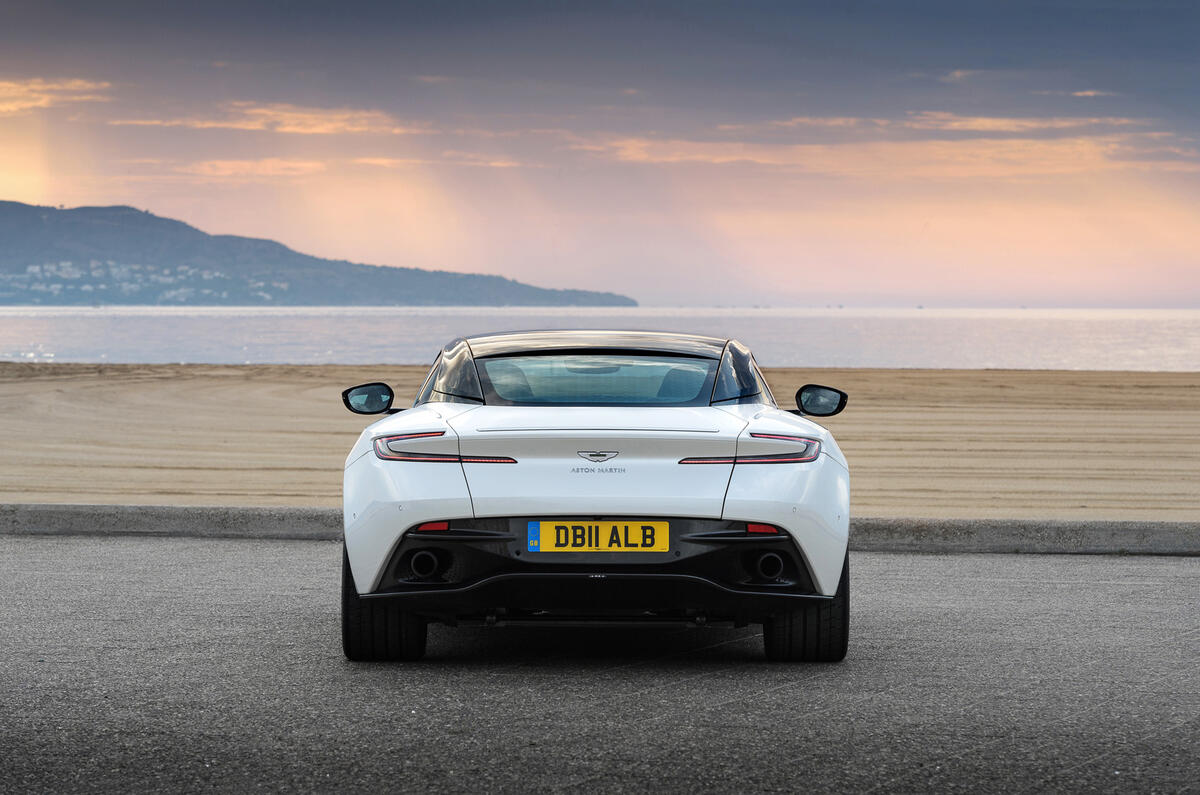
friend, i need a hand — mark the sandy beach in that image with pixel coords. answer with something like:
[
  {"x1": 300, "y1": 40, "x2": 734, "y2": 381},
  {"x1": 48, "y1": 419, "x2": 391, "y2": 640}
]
[{"x1": 0, "y1": 363, "x2": 1196, "y2": 520}]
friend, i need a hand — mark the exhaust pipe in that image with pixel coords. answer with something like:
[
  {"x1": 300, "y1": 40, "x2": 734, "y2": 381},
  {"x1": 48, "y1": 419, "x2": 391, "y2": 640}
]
[
  {"x1": 755, "y1": 552, "x2": 784, "y2": 580},
  {"x1": 409, "y1": 549, "x2": 440, "y2": 579}
]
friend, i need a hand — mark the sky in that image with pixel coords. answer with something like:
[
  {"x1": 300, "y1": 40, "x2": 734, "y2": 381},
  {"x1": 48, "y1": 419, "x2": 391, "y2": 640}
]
[{"x1": 1, "y1": 0, "x2": 1198, "y2": 306}]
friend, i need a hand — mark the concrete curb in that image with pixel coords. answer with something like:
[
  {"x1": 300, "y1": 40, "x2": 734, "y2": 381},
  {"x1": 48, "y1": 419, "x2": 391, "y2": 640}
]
[
  {"x1": 849, "y1": 517, "x2": 1199, "y2": 556},
  {"x1": 1, "y1": 504, "x2": 1196, "y2": 555},
  {"x1": 0, "y1": 504, "x2": 339, "y2": 541}
]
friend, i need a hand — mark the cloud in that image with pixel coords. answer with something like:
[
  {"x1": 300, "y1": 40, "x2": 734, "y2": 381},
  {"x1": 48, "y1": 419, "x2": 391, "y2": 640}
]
[
  {"x1": 175, "y1": 158, "x2": 327, "y2": 177},
  {"x1": 0, "y1": 77, "x2": 111, "y2": 115},
  {"x1": 144, "y1": 150, "x2": 527, "y2": 183},
  {"x1": 438, "y1": 150, "x2": 523, "y2": 167},
  {"x1": 1033, "y1": 90, "x2": 1119, "y2": 97},
  {"x1": 939, "y1": 69, "x2": 980, "y2": 83},
  {"x1": 354, "y1": 151, "x2": 524, "y2": 168},
  {"x1": 353, "y1": 157, "x2": 428, "y2": 167},
  {"x1": 713, "y1": 112, "x2": 1144, "y2": 138},
  {"x1": 588, "y1": 132, "x2": 1198, "y2": 178},
  {"x1": 412, "y1": 75, "x2": 454, "y2": 84},
  {"x1": 718, "y1": 116, "x2": 884, "y2": 132},
  {"x1": 899, "y1": 111, "x2": 1142, "y2": 132},
  {"x1": 1107, "y1": 139, "x2": 1200, "y2": 165},
  {"x1": 111, "y1": 101, "x2": 430, "y2": 135}
]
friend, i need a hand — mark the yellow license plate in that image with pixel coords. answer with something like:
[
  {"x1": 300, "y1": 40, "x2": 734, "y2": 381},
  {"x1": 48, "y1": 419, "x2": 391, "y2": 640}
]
[{"x1": 527, "y1": 521, "x2": 669, "y2": 552}]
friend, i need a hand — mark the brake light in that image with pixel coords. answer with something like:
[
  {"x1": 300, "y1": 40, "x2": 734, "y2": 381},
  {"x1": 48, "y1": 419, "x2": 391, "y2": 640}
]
[
  {"x1": 372, "y1": 435, "x2": 517, "y2": 463},
  {"x1": 415, "y1": 521, "x2": 449, "y2": 531},
  {"x1": 747, "y1": 523, "x2": 779, "y2": 534},
  {"x1": 679, "y1": 437, "x2": 820, "y2": 465},
  {"x1": 747, "y1": 434, "x2": 820, "y2": 461},
  {"x1": 373, "y1": 444, "x2": 460, "y2": 462},
  {"x1": 735, "y1": 450, "x2": 820, "y2": 463}
]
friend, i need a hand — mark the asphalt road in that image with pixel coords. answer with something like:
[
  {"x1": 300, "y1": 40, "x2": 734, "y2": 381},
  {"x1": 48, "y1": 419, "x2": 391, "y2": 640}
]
[{"x1": 1, "y1": 537, "x2": 1196, "y2": 793}]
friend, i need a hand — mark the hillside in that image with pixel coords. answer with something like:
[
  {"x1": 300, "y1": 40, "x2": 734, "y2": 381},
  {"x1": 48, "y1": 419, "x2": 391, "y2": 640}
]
[{"x1": 0, "y1": 201, "x2": 636, "y2": 306}]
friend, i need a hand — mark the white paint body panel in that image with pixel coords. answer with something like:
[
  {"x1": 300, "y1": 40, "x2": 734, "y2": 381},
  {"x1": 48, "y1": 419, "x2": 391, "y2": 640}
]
[
  {"x1": 343, "y1": 403, "x2": 476, "y2": 591},
  {"x1": 343, "y1": 401, "x2": 850, "y2": 597},
  {"x1": 449, "y1": 406, "x2": 743, "y2": 519},
  {"x1": 718, "y1": 405, "x2": 850, "y2": 594}
]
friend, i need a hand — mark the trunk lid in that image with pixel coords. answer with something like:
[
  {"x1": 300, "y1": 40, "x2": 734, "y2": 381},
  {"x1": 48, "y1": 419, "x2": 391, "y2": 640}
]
[{"x1": 447, "y1": 406, "x2": 746, "y2": 518}]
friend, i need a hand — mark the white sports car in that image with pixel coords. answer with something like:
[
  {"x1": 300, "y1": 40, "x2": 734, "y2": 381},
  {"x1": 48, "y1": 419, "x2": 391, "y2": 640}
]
[{"x1": 340, "y1": 330, "x2": 850, "y2": 662}]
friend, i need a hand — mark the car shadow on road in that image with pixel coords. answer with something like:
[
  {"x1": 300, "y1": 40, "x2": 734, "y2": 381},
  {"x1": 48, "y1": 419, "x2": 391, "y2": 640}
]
[{"x1": 420, "y1": 623, "x2": 767, "y2": 666}]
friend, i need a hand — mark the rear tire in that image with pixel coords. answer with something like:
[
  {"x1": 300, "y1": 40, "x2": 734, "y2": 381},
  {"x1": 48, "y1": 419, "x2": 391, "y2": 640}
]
[
  {"x1": 762, "y1": 552, "x2": 849, "y2": 662},
  {"x1": 341, "y1": 546, "x2": 427, "y2": 661}
]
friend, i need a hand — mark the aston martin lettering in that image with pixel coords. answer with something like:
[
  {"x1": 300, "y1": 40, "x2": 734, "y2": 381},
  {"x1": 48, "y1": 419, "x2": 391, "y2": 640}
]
[{"x1": 569, "y1": 465, "x2": 627, "y2": 474}]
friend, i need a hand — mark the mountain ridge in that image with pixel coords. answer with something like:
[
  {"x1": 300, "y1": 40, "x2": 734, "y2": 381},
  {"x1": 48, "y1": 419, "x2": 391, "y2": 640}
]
[{"x1": 0, "y1": 201, "x2": 636, "y2": 306}]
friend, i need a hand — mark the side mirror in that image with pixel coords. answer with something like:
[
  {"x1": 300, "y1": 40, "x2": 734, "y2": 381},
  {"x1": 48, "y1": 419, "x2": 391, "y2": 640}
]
[
  {"x1": 342, "y1": 382, "x2": 396, "y2": 415},
  {"x1": 795, "y1": 384, "x2": 847, "y2": 417}
]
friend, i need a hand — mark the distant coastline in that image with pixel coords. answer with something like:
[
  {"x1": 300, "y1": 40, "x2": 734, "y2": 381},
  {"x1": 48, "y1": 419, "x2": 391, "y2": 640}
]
[{"x1": 0, "y1": 201, "x2": 636, "y2": 307}]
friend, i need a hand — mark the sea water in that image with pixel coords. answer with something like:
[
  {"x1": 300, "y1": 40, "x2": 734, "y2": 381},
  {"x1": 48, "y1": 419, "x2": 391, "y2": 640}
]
[{"x1": 0, "y1": 306, "x2": 1197, "y2": 370}]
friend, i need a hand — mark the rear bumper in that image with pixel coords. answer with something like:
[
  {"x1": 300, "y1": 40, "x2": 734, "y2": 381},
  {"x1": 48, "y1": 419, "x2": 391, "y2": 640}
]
[
  {"x1": 361, "y1": 519, "x2": 825, "y2": 625},
  {"x1": 363, "y1": 571, "x2": 830, "y2": 626}
]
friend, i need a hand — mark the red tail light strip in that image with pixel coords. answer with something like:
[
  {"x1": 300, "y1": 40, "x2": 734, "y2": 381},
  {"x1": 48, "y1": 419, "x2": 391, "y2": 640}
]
[
  {"x1": 749, "y1": 432, "x2": 814, "y2": 442},
  {"x1": 679, "y1": 445, "x2": 820, "y2": 465},
  {"x1": 383, "y1": 431, "x2": 446, "y2": 440},
  {"x1": 373, "y1": 446, "x2": 461, "y2": 462},
  {"x1": 735, "y1": 452, "x2": 820, "y2": 463},
  {"x1": 371, "y1": 436, "x2": 517, "y2": 463}
]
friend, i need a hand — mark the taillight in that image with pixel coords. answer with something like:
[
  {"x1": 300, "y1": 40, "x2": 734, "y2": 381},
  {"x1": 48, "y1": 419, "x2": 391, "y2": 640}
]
[
  {"x1": 735, "y1": 450, "x2": 820, "y2": 463},
  {"x1": 372, "y1": 435, "x2": 516, "y2": 463},
  {"x1": 679, "y1": 436, "x2": 820, "y2": 465},
  {"x1": 415, "y1": 521, "x2": 449, "y2": 531},
  {"x1": 747, "y1": 523, "x2": 779, "y2": 534},
  {"x1": 747, "y1": 434, "x2": 821, "y2": 461},
  {"x1": 373, "y1": 432, "x2": 446, "y2": 460},
  {"x1": 373, "y1": 444, "x2": 460, "y2": 462}
]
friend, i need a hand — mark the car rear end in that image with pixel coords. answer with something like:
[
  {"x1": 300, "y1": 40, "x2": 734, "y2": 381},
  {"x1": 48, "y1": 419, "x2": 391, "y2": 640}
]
[{"x1": 341, "y1": 332, "x2": 850, "y2": 661}]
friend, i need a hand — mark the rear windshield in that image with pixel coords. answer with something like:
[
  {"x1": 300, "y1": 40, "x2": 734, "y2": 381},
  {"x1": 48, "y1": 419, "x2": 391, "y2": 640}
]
[{"x1": 475, "y1": 353, "x2": 719, "y2": 406}]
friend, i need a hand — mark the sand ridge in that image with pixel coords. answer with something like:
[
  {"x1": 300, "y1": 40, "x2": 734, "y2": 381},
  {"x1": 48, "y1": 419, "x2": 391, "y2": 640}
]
[{"x1": 0, "y1": 363, "x2": 1196, "y2": 520}]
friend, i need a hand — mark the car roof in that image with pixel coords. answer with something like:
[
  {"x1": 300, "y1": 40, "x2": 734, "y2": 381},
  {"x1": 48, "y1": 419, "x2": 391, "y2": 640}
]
[{"x1": 463, "y1": 329, "x2": 730, "y2": 359}]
